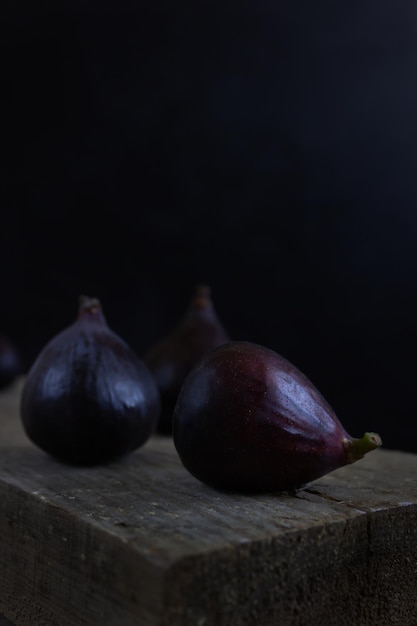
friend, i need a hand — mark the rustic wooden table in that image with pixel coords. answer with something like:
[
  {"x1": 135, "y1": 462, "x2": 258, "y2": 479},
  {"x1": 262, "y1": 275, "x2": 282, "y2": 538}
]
[{"x1": 0, "y1": 379, "x2": 417, "y2": 625}]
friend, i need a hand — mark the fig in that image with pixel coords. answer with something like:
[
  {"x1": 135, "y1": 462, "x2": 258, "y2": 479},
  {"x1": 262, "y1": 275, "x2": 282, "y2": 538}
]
[
  {"x1": 0, "y1": 334, "x2": 22, "y2": 389},
  {"x1": 20, "y1": 296, "x2": 160, "y2": 465},
  {"x1": 144, "y1": 285, "x2": 230, "y2": 434},
  {"x1": 173, "y1": 341, "x2": 382, "y2": 492}
]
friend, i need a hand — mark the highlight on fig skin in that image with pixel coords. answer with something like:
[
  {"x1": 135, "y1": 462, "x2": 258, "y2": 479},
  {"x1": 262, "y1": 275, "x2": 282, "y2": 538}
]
[
  {"x1": 20, "y1": 295, "x2": 160, "y2": 465},
  {"x1": 173, "y1": 341, "x2": 382, "y2": 493},
  {"x1": 144, "y1": 284, "x2": 230, "y2": 435}
]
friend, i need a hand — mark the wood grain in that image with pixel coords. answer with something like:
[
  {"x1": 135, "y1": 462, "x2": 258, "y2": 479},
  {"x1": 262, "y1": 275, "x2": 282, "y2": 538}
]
[{"x1": 0, "y1": 382, "x2": 417, "y2": 625}]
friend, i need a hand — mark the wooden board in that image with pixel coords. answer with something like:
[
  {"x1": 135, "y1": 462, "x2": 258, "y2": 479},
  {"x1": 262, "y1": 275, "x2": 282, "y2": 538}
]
[{"x1": 1, "y1": 381, "x2": 417, "y2": 625}]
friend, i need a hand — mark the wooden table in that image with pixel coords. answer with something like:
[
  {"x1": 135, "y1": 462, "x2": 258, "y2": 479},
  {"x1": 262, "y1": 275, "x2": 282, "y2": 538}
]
[{"x1": 1, "y1": 379, "x2": 417, "y2": 625}]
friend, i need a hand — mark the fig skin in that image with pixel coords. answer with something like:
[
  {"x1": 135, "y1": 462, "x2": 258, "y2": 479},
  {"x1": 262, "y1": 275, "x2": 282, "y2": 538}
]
[
  {"x1": 20, "y1": 296, "x2": 160, "y2": 465},
  {"x1": 144, "y1": 285, "x2": 230, "y2": 434},
  {"x1": 0, "y1": 335, "x2": 22, "y2": 389},
  {"x1": 173, "y1": 341, "x2": 382, "y2": 492}
]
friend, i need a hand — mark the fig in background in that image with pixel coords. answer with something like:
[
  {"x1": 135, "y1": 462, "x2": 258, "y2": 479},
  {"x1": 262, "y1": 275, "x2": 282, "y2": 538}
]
[
  {"x1": 0, "y1": 334, "x2": 22, "y2": 389},
  {"x1": 144, "y1": 285, "x2": 230, "y2": 434}
]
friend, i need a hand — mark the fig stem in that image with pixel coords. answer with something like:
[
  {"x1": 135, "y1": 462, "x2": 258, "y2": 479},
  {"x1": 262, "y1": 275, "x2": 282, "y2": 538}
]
[
  {"x1": 191, "y1": 285, "x2": 213, "y2": 310},
  {"x1": 79, "y1": 295, "x2": 101, "y2": 311},
  {"x1": 78, "y1": 295, "x2": 106, "y2": 323},
  {"x1": 345, "y1": 432, "x2": 382, "y2": 463}
]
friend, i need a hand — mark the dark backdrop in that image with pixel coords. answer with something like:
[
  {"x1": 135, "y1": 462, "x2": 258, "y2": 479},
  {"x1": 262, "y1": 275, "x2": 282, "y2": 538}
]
[{"x1": 2, "y1": 1, "x2": 417, "y2": 451}]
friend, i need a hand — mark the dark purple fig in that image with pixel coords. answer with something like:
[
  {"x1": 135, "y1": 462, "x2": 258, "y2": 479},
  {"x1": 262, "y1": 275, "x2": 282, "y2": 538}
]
[
  {"x1": 144, "y1": 285, "x2": 230, "y2": 434},
  {"x1": 20, "y1": 296, "x2": 160, "y2": 465},
  {"x1": 173, "y1": 341, "x2": 382, "y2": 492},
  {"x1": 0, "y1": 334, "x2": 22, "y2": 389}
]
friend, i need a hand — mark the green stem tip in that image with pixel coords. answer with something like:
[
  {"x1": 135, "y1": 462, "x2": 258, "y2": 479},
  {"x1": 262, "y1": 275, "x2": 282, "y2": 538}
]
[{"x1": 345, "y1": 432, "x2": 382, "y2": 464}]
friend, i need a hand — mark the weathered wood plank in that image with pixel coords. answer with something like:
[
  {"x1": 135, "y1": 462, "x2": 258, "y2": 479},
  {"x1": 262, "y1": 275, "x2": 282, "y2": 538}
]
[
  {"x1": 0, "y1": 378, "x2": 28, "y2": 448},
  {"x1": 0, "y1": 383, "x2": 417, "y2": 625}
]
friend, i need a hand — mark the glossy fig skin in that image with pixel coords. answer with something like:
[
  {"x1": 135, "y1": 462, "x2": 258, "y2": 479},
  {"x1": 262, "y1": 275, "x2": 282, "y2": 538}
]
[
  {"x1": 21, "y1": 297, "x2": 160, "y2": 465},
  {"x1": 173, "y1": 341, "x2": 381, "y2": 492},
  {"x1": 144, "y1": 285, "x2": 229, "y2": 434},
  {"x1": 0, "y1": 335, "x2": 22, "y2": 389}
]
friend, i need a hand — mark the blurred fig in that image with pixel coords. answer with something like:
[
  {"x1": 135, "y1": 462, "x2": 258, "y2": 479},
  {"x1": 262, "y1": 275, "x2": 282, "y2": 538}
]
[
  {"x1": 173, "y1": 341, "x2": 382, "y2": 492},
  {"x1": 144, "y1": 285, "x2": 229, "y2": 434},
  {"x1": 20, "y1": 296, "x2": 160, "y2": 465},
  {"x1": 0, "y1": 334, "x2": 22, "y2": 389}
]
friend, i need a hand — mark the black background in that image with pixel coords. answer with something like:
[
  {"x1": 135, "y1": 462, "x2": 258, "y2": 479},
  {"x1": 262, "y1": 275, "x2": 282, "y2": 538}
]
[{"x1": 2, "y1": 1, "x2": 417, "y2": 451}]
